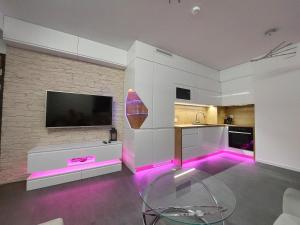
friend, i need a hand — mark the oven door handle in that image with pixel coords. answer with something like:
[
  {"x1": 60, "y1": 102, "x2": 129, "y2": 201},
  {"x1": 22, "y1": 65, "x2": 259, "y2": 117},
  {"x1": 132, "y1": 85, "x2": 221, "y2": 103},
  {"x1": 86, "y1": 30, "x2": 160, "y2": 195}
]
[{"x1": 228, "y1": 131, "x2": 252, "y2": 135}]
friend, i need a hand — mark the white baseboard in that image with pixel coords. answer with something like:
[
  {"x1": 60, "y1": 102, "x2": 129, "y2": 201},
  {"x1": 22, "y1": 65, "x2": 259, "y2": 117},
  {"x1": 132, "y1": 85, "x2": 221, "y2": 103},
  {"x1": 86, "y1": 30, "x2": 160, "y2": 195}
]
[{"x1": 256, "y1": 159, "x2": 300, "y2": 173}]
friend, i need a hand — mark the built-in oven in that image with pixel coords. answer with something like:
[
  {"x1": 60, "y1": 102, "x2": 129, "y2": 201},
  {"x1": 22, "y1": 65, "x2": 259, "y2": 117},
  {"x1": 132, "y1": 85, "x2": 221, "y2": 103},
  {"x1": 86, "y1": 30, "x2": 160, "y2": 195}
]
[{"x1": 228, "y1": 126, "x2": 254, "y2": 151}]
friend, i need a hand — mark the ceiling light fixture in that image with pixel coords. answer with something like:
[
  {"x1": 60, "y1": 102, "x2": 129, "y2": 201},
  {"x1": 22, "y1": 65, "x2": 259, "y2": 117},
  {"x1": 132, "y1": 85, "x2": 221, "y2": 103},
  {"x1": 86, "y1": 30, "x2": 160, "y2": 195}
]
[
  {"x1": 251, "y1": 41, "x2": 297, "y2": 62},
  {"x1": 192, "y1": 6, "x2": 201, "y2": 15},
  {"x1": 250, "y1": 28, "x2": 297, "y2": 62}
]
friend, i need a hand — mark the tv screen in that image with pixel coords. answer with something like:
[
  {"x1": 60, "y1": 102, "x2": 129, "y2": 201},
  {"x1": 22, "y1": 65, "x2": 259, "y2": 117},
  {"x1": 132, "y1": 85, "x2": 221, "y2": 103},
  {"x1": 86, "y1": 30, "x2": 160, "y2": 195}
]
[{"x1": 46, "y1": 91, "x2": 112, "y2": 128}]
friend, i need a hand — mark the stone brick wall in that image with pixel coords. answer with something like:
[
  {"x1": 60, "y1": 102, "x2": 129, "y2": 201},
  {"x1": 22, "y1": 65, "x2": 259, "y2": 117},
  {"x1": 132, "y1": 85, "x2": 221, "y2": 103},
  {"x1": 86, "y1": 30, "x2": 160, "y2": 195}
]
[{"x1": 0, "y1": 47, "x2": 125, "y2": 185}]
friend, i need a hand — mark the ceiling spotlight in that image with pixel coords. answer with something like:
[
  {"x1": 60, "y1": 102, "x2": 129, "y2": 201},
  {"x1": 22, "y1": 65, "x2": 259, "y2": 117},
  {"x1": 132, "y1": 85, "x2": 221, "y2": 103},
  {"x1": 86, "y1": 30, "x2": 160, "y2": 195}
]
[{"x1": 192, "y1": 6, "x2": 201, "y2": 15}]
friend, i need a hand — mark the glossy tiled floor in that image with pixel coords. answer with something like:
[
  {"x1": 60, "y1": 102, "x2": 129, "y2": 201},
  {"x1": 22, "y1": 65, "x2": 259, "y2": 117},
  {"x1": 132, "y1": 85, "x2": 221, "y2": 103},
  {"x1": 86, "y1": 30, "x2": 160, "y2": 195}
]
[{"x1": 0, "y1": 154, "x2": 300, "y2": 225}]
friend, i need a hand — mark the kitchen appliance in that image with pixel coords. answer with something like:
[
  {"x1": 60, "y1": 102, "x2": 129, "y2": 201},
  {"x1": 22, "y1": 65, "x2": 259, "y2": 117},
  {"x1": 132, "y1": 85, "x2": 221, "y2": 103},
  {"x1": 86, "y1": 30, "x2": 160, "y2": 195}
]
[
  {"x1": 176, "y1": 87, "x2": 191, "y2": 100},
  {"x1": 46, "y1": 91, "x2": 113, "y2": 128},
  {"x1": 228, "y1": 126, "x2": 254, "y2": 151}
]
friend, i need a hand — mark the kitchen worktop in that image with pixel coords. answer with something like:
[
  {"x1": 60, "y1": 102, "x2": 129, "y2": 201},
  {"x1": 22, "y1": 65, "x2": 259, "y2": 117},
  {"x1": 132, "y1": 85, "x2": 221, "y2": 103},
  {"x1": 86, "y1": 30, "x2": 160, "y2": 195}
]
[{"x1": 174, "y1": 124, "x2": 254, "y2": 128}]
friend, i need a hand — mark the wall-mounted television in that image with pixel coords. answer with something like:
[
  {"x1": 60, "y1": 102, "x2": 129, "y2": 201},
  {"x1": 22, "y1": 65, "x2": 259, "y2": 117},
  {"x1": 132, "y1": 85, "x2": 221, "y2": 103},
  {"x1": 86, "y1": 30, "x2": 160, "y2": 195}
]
[{"x1": 46, "y1": 91, "x2": 112, "y2": 128}]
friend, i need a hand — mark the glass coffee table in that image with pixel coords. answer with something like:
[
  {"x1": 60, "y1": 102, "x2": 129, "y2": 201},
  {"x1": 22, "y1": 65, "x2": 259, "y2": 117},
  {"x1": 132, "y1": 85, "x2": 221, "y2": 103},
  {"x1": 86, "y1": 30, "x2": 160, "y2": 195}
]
[{"x1": 139, "y1": 168, "x2": 236, "y2": 225}]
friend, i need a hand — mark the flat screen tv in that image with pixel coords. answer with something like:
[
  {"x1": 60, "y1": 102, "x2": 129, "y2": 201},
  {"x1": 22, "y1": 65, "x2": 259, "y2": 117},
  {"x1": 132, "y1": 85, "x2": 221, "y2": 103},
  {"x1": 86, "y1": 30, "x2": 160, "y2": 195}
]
[{"x1": 46, "y1": 91, "x2": 112, "y2": 128}]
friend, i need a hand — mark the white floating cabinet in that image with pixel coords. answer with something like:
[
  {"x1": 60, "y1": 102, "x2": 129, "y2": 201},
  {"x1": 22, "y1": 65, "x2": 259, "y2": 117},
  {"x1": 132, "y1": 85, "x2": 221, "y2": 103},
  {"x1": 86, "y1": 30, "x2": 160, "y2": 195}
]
[
  {"x1": 77, "y1": 37, "x2": 127, "y2": 68},
  {"x1": 27, "y1": 141, "x2": 122, "y2": 190},
  {"x1": 4, "y1": 16, "x2": 78, "y2": 56},
  {"x1": 3, "y1": 16, "x2": 127, "y2": 69}
]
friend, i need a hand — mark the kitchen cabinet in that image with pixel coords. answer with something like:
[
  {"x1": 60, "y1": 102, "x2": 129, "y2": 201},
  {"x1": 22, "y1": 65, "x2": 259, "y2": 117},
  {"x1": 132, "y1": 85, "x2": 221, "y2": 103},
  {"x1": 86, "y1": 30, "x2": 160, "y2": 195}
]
[
  {"x1": 197, "y1": 89, "x2": 221, "y2": 106},
  {"x1": 199, "y1": 127, "x2": 225, "y2": 153},
  {"x1": 179, "y1": 127, "x2": 226, "y2": 162},
  {"x1": 134, "y1": 129, "x2": 154, "y2": 167},
  {"x1": 153, "y1": 64, "x2": 175, "y2": 128},
  {"x1": 124, "y1": 128, "x2": 174, "y2": 170},
  {"x1": 125, "y1": 58, "x2": 154, "y2": 129},
  {"x1": 153, "y1": 129, "x2": 174, "y2": 162}
]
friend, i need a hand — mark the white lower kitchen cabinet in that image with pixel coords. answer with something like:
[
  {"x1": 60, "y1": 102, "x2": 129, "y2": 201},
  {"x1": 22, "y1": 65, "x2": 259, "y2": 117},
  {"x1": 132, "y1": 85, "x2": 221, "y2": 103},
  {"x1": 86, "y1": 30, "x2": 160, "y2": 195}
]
[
  {"x1": 123, "y1": 128, "x2": 174, "y2": 172},
  {"x1": 134, "y1": 129, "x2": 154, "y2": 167},
  {"x1": 199, "y1": 127, "x2": 226, "y2": 152},
  {"x1": 153, "y1": 128, "x2": 174, "y2": 162},
  {"x1": 181, "y1": 127, "x2": 226, "y2": 161}
]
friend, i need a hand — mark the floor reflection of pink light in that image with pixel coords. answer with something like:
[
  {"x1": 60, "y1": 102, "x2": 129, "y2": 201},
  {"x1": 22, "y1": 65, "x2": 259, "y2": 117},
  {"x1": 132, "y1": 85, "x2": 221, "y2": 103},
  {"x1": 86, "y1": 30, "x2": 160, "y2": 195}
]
[
  {"x1": 182, "y1": 150, "x2": 254, "y2": 168},
  {"x1": 135, "y1": 160, "x2": 174, "y2": 172}
]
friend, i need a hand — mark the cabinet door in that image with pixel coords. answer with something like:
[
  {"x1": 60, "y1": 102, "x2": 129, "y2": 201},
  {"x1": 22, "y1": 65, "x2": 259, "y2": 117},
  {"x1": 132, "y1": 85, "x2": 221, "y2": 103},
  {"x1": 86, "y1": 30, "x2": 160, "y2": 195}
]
[
  {"x1": 134, "y1": 130, "x2": 153, "y2": 167},
  {"x1": 198, "y1": 89, "x2": 221, "y2": 106},
  {"x1": 153, "y1": 129, "x2": 174, "y2": 163},
  {"x1": 134, "y1": 58, "x2": 154, "y2": 128},
  {"x1": 153, "y1": 64, "x2": 175, "y2": 128},
  {"x1": 200, "y1": 127, "x2": 225, "y2": 153}
]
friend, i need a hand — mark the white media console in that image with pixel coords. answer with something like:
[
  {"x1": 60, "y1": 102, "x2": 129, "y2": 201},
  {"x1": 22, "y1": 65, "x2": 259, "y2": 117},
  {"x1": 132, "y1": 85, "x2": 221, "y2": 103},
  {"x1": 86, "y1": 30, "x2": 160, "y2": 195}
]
[{"x1": 27, "y1": 141, "x2": 122, "y2": 190}]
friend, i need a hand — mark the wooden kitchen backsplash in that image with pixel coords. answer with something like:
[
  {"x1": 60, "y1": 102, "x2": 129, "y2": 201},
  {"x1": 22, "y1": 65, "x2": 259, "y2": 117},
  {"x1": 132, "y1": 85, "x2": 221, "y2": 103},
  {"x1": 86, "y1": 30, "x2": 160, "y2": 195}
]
[
  {"x1": 174, "y1": 104, "x2": 218, "y2": 124},
  {"x1": 217, "y1": 105, "x2": 255, "y2": 126}
]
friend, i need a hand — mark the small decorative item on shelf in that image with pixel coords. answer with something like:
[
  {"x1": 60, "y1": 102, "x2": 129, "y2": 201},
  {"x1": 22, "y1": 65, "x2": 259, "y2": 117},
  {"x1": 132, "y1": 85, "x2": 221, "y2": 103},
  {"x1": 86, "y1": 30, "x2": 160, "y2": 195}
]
[{"x1": 110, "y1": 127, "x2": 117, "y2": 141}]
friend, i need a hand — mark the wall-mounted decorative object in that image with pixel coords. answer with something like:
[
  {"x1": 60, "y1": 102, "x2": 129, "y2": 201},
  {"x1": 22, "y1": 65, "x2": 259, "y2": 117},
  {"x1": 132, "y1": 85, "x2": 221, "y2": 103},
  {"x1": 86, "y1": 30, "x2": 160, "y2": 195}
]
[{"x1": 126, "y1": 90, "x2": 148, "y2": 129}]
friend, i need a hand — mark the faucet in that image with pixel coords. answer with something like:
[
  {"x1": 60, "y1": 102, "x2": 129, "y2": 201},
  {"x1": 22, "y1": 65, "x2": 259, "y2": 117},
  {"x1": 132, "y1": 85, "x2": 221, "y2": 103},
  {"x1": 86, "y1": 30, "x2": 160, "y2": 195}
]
[{"x1": 195, "y1": 111, "x2": 206, "y2": 124}]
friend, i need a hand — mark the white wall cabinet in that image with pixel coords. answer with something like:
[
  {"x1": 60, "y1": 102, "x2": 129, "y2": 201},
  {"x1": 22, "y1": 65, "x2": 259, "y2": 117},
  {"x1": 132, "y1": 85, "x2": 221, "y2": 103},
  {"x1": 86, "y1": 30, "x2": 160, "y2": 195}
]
[
  {"x1": 4, "y1": 16, "x2": 78, "y2": 56},
  {"x1": 3, "y1": 16, "x2": 127, "y2": 69},
  {"x1": 77, "y1": 37, "x2": 127, "y2": 68},
  {"x1": 197, "y1": 89, "x2": 221, "y2": 106},
  {"x1": 153, "y1": 64, "x2": 175, "y2": 128}
]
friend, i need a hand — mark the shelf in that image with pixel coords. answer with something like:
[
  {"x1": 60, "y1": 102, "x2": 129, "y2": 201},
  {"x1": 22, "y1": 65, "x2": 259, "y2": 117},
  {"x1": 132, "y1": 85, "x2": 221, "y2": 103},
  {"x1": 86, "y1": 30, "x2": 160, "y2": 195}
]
[{"x1": 126, "y1": 90, "x2": 148, "y2": 129}]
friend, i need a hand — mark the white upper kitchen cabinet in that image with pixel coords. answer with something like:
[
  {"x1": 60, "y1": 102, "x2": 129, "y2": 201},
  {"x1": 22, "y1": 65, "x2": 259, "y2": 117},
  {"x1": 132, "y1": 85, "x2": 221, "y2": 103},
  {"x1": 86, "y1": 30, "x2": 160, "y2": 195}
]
[
  {"x1": 197, "y1": 89, "x2": 221, "y2": 106},
  {"x1": 153, "y1": 129, "x2": 174, "y2": 163},
  {"x1": 153, "y1": 64, "x2": 175, "y2": 128}
]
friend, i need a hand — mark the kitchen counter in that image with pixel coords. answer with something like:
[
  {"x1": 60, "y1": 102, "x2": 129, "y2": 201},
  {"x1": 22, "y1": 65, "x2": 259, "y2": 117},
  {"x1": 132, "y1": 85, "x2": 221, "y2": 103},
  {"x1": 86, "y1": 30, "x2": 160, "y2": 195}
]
[{"x1": 174, "y1": 124, "x2": 254, "y2": 128}]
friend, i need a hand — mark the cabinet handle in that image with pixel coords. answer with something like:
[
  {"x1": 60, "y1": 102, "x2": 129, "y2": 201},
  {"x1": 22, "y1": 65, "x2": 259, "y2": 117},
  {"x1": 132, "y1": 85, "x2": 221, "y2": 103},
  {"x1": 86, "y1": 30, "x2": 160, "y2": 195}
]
[{"x1": 228, "y1": 131, "x2": 252, "y2": 135}]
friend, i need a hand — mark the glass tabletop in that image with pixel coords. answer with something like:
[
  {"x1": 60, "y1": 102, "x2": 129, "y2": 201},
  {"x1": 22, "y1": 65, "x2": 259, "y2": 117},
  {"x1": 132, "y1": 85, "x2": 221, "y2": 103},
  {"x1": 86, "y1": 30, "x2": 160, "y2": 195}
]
[{"x1": 139, "y1": 168, "x2": 236, "y2": 225}]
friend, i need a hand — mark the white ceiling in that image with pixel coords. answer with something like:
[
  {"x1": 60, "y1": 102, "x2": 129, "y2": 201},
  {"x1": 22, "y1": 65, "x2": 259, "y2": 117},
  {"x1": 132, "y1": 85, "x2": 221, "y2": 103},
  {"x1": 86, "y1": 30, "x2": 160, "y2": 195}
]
[{"x1": 0, "y1": 0, "x2": 300, "y2": 70}]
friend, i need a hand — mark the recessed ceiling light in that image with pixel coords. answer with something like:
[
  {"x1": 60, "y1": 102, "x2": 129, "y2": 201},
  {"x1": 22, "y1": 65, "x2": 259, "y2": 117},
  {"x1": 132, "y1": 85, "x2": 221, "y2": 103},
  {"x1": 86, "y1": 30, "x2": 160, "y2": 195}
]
[{"x1": 192, "y1": 6, "x2": 201, "y2": 15}]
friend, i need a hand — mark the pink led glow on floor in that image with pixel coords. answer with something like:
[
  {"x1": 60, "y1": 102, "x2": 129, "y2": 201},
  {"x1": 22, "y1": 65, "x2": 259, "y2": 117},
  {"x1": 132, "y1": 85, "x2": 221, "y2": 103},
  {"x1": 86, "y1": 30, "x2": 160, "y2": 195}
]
[
  {"x1": 135, "y1": 150, "x2": 254, "y2": 173},
  {"x1": 182, "y1": 150, "x2": 254, "y2": 168},
  {"x1": 29, "y1": 159, "x2": 121, "y2": 180},
  {"x1": 135, "y1": 160, "x2": 175, "y2": 172}
]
